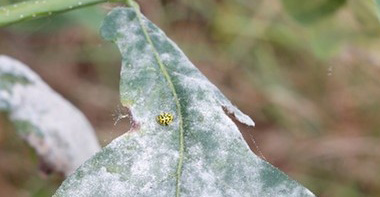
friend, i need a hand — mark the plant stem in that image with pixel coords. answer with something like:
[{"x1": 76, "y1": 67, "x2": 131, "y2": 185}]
[{"x1": 0, "y1": 0, "x2": 114, "y2": 27}]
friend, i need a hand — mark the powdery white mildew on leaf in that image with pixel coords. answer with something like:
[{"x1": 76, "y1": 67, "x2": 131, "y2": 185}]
[
  {"x1": 0, "y1": 55, "x2": 101, "y2": 176},
  {"x1": 54, "y1": 7, "x2": 315, "y2": 197}
]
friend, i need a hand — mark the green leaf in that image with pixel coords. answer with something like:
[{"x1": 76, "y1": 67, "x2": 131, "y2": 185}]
[
  {"x1": 0, "y1": 55, "x2": 101, "y2": 176},
  {"x1": 376, "y1": 0, "x2": 380, "y2": 20},
  {"x1": 0, "y1": 0, "x2": 109, "y2": 27},
  {"x1": 282, "y1": 0, "x2": 346, "y2": 24},
  {"x1": 355, "y1": 0, "x2": 380, "y2": 29},
  {"x1": 54, "y1": 7, "x2": 315, "y2": 196}
]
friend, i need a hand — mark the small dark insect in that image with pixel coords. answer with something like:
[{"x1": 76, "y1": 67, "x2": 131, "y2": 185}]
[{"x1": 157, "y1": 112, "x2": 174, "y2": 126}]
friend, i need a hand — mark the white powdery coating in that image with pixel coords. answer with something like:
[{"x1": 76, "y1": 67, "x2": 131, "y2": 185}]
[
  {"x1": 54, "y1": 8, "x2": 315, "y2": 197},
  {"x1": 178, "y1": 78, "x2": 263, "y2": 196},
  {"x1": 0, "y1": 55, "x2": 100, "y2": 176},
  {"x1": 54, "y1": 130, "x2": 178, "y2": 197},
  {"x1": 61, "y1": 167, "x2": 128, "y2": 197},
  {"x1": 151, "y1": 19, "x2": 255, "y2": 127}
]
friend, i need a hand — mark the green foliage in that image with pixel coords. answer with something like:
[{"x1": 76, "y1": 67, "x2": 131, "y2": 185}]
[
  {"x1": 54, "y1": 7, "x2": 315, "y2": 196},
  {"x1": 0, "y1": 0, "x2": 111, "y2": 26},
  {"x1": 6, "y1": 5, "x2": 106, "y2": 32},
  {"x1": 210, "y1": 1, "x2": 380, "y2": 195},
  {"x1": 376, "y1": 0, "x2": 380, "y2": 19},
  {"x1": 282, "y1": 0, "x2": 346, "y2": 24},
  {"x1": 350, "y1": 0, "x2": 380, "y2": 32},
  {"x1": 3, "y1": 0, "x2": 379, "y2": 196}
]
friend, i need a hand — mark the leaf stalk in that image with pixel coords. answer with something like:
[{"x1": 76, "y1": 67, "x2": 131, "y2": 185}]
[{"x1": 0, "y1": 0, "x2": 118, "y2": 27}]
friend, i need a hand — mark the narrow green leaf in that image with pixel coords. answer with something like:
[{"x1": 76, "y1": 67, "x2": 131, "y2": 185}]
[
  {"x1": 0, "y1": 0, "x2": 110, "y2": 27},
  {"x1": 0, "y1": 55, "x2": 101, "y2": 176},
  {"x1": 282, "y1": 0, "x2": 346, "y2": 24},
  {"x1": 54, "y1": 7, "x2": 315, "y2": 196}
]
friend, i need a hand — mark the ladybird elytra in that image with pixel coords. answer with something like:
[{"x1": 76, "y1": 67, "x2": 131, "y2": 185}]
[{"x1": 157, "y1": 112, "x2": 174, "y2": 126}]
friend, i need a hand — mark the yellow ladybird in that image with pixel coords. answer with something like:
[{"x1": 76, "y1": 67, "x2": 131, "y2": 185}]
[{"x1": 157, "y1": 112, "x2": 174, "y2": 126}]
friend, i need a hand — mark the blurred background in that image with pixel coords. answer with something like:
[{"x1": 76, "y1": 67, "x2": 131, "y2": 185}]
[{"x1": 1, "y1": 0, "x2": 380, "y2": 196}]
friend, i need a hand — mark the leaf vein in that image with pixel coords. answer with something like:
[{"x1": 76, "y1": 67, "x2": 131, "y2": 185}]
[{"x1": 130, "y1": 3, "x2": 185, "y2": 197}]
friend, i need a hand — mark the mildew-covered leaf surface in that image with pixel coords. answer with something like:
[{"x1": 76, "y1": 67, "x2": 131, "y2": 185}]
[
  {"x1": 54, "y1": 7, "x2": 315, "y2": 197},
  {"x1": 0, "y1": 55, "x2": 100, "y2": 176}
]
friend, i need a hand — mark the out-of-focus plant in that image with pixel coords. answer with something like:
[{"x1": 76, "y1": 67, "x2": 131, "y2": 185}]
[
  {"x1": 0, "y1": 0, "x2": 317, "y2": 196},
  {"x1": 282, "y1": 0, "x2": 347, "y2": 24},
  {"x1": 0, "y1": 55, "x2": 101, "y2": 176},
  {"x1": 2, "y1": 0, "x2": 380, "y2": 196}
]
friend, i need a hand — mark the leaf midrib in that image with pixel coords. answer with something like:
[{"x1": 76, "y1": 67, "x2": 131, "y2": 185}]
[{"x1": 130, "y1": 4, "x2": 185, "y2": 197}]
